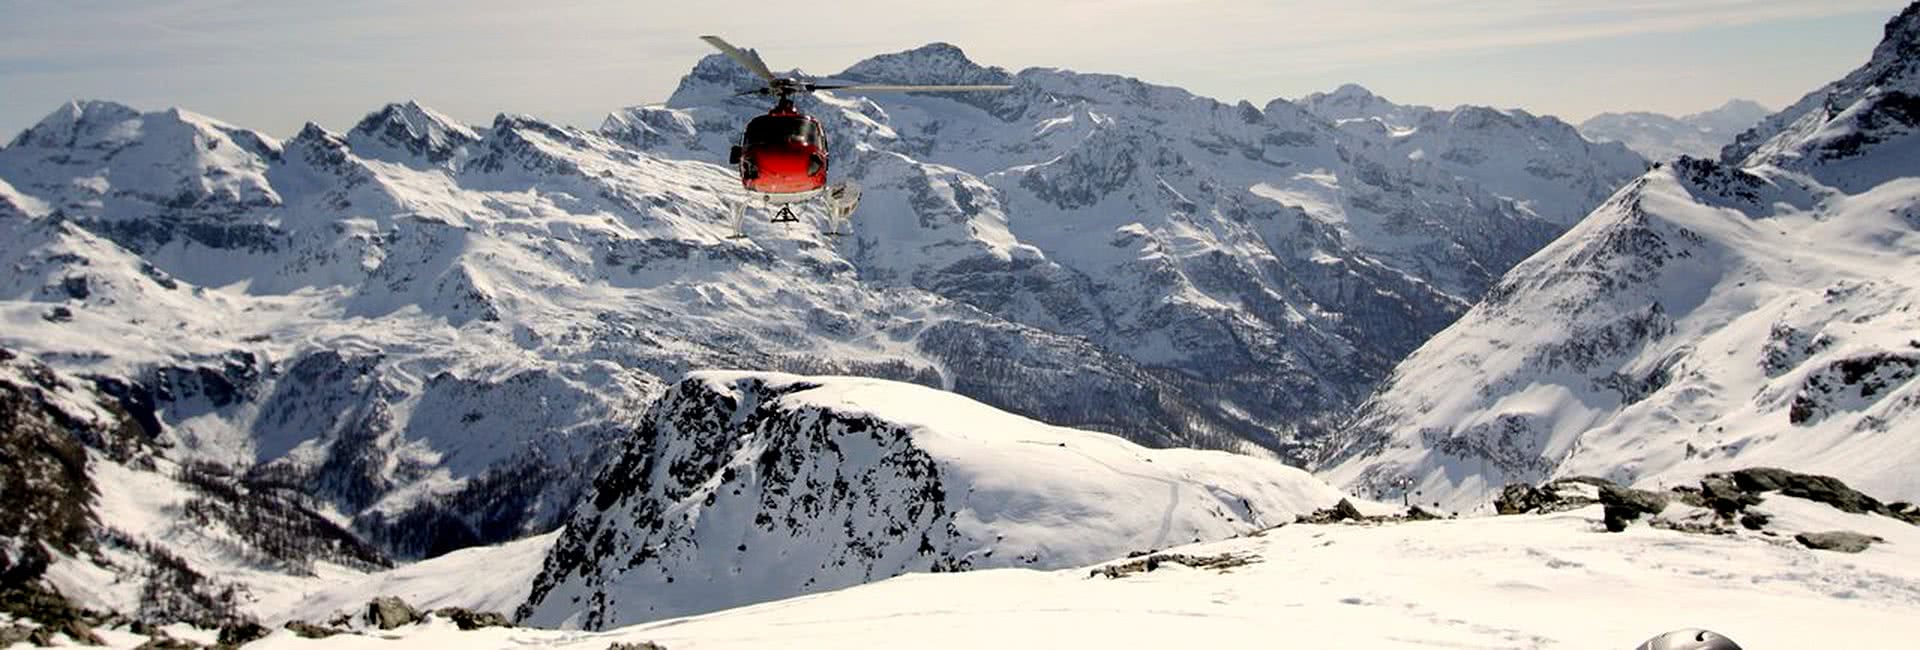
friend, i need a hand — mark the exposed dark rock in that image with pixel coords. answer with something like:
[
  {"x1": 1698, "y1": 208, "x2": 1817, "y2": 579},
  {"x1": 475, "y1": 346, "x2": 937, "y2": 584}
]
[
  {"x1": 364, "y1": 596, "x2": 419, "y2": 630},
  {"x1": 1794, "y1": 530, "x2": 1882, "y2": 553},
  {"x1": 1404, "y1": 505, "x2": 1442, "y2": 521},
  {"x1": 1788, "y1": 353, "x2": 1919, "y2": 425},
  {"x1": 1295, "y1": 498, "x2": 1366, "y2": 524},
  {"x1": 1494, "y1": 477, "x2": 1609, "y2": 515},
  {"x1": 215, "y1": 621, "x2": 269, "y2": 647},
  {"x1": 1698, "y1": 474, "x2": 1762, "y2": 516},
  {"x1": 1494, "y1": 483, "x2": 1541, "y2": 515},
  {"x1": 1728, "y1": 468, "x2": 1891, "y2": 517},
  {"x1": 133, "y1": 632, "x2": 203, "y2": 649},
  {"x1": 432, "y1": 607, "x2": 511, "y2": 631},
  {"x1": 1090, "y1": 552, "x2": 1259, "y2": 579},
  {"x1": 0, "y1": 624, "x2": 30, "y2": 647},
  {"x1": 1600, "y1": 484, "x2": 1670, "y2": 532},
  {"x1": 282, "y1": 621, "x2": 342, "y2": 639},
  {"x1": 1669, "y1": 485, "x2": 1707, "y2": 508},
  {"x1": 607, "y1": 642, "x2": 668, "y2": 650},
  {"x1": 1498, "y1": 467, "x2": 1918, "y2": 539}
]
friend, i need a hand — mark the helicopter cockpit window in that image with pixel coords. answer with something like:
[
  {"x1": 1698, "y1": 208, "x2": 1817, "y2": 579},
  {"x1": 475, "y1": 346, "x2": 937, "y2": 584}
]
[{"x1": 745, "y1": 116, "x2": 823, "y2": 147}]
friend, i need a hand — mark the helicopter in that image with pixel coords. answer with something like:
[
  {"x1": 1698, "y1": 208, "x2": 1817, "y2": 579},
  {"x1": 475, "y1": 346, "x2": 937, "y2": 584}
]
[{"x1": 698, "y1": 36, "x2": 1012, "y2": 237}]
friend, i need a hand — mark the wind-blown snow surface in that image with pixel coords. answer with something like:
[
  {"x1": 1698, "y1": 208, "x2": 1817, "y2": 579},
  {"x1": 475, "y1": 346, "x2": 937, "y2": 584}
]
[
  {"x1": 517, "y1": 372, "x2": 1346, "y2": 630},
  {"x1": 1320, "y1": 4, "x2": 1920, "y2": 512},
  {"x1": 229, "y1": 502, "x2": 1920, "y2": 649},
  {"x1": 1580, "y1": 100, "x2": 1773, "y2": 161}
]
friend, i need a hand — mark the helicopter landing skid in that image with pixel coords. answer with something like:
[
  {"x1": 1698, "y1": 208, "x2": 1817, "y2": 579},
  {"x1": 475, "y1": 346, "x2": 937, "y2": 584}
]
[{"x1": 728, "y1": 181, "x2": 860, "y2": 239}]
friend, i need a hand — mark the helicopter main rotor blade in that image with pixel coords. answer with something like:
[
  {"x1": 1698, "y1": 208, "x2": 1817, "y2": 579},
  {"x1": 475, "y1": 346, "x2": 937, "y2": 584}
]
[
  {"x1": 699, "y1": 35, "x2": 777, "y2": 83},
  {"x1": 809, "y1": 83, "x2": 1014, "y2": 93}
]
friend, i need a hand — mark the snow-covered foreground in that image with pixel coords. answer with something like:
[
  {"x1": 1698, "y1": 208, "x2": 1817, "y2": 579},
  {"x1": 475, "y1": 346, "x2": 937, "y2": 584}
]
[{"x1": 189, "y1": 501, "x2": 1920, "y2": 649}]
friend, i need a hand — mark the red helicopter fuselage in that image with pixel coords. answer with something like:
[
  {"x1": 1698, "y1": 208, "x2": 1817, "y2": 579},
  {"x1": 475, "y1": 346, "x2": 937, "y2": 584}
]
[{"x1": 732, "y1": 99, "x2": 828, "y2": 202}]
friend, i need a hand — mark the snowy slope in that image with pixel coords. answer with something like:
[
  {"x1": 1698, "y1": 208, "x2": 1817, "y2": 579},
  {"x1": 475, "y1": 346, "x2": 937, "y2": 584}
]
[
  {"x1": 517, "y1": 371, "x2": 1347, "y2": 630},
  {"x1": 1581, "y1": 100, "x2": 1772, "y2": 161},
  {"x1": 1320, "y1": 4, "x2": 1920, "y2": 511},
  {"x1": 165, "y1": 501, "x2": 1920, "y2": 649},
  {"x1": 277, "y1": 531, "x2": 558, "y2": 624}
]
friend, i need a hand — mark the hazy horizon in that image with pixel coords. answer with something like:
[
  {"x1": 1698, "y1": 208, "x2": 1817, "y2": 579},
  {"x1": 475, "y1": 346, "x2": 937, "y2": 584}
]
[{"x1": 1, "y1": 0, "x2": 1908, "y2": 139}]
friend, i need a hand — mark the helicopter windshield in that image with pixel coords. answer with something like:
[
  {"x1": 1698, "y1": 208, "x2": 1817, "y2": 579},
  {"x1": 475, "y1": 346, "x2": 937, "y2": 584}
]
[{"x1": 745, "y1": 115, "x2": 824, "y2": 149}]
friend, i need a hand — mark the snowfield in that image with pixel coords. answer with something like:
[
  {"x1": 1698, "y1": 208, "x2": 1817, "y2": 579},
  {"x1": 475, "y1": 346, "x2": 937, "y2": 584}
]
[{"x1": 145, "y1": 502, "x2": 1920, "y2": 649}]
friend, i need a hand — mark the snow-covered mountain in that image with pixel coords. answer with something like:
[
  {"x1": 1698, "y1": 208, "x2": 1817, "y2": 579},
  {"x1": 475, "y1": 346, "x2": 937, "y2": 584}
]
[
  {"x1": 1581, "y1": 99, "x2": 1773, "y2": 161},
  {"x1": 1320, "y1": 3, "x2": 1920, "y2": 512},
  {"x1": 0, "y1": 39, "x2": 1657, "y2": 626},
  {"x1": 609, "y1": 48, "x2": 1658, "y2": 432},
  {"x1": 515, "y1": 371, "x2": 1346, "y2": 630},
  {"x1": 1298, "y1": 83, "x2": 1435, "y2": 130},
  {"x1": 1295, "y1": 86, "x2": 1649, "y2": 228}
]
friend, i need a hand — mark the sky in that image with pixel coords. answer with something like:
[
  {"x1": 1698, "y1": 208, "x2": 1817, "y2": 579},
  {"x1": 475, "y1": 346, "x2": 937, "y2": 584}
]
[{"x1": 0, "y1": 0, "x2": 1911, "y2": 139}]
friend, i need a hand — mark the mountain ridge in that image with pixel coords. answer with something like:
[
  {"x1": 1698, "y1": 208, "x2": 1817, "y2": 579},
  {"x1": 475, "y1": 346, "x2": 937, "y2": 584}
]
[
  {"x1": 1580, "y1": 99, "x2": 1772, "y2": 161},
  {"x1": 1320, "y1": 4, "x2": 1920, "y2": 511}
]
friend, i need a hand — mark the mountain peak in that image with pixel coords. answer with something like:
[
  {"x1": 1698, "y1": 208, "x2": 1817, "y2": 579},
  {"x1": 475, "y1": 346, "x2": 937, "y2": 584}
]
[
  {"x1": 838, "y1": 42, "x2": 1011, "y2": 86},
  {"x1": 1297, "y1": 83, "x2": 1433, "y2": 129},
  {"x1": 1723, "y1": 2, "x2": 1920, "y2": 167},
  {"x1": 1878, "y1": 1, "x2": 1920, "y2": 64},
  {"x1": 1300, "y1": 83, "x2": 1391, "y2": 108},
  {"x1": 347, "y1": 100, "x2": 478, "y2": 165},
  {"x1": 9, "y1": 100, "x2": 141, "y2": 149},
  {"x1": 1328, "y1": 83, "x2": 1378, "y2": 99},
  {"x1": 353, "y1": 101, "x2": 476, "y2": 140}
]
